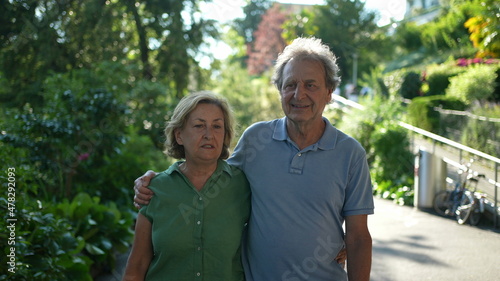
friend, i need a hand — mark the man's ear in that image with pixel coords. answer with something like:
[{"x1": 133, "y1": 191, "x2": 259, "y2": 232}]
[{"x1": 327, "y1": 87, "x2": 334, "y2": 101}]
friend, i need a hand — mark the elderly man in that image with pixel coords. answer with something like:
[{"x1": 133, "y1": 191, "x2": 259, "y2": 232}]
[{"x1": 135, "y1": 37, "x2": 373, "y2": 281}]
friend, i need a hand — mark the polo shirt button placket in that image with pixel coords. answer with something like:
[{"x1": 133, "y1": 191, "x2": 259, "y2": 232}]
[{"x1": 195, "y1": 196, "x2": 203, "y2": 279}]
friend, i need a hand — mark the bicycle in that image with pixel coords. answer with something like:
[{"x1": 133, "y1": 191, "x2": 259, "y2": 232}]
[
  {"x1": 456, "y1": 177, "x2": 487, "y2": 225},
  {"x1": 433, "y1": 159, "x2": 486, "y2": 225}
]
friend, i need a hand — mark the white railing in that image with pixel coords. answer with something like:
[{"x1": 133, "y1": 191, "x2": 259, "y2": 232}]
[{"x1": 331, "y1": 96, "x2": 500, "y2": 228}]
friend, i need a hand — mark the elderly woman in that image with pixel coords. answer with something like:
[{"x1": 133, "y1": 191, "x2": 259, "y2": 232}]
[{"x1": 123, "y1": 92, "x2": 251, "y2": 281}]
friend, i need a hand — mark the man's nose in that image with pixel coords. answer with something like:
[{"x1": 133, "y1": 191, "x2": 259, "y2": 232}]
[{"x1": 294, "y1": 82, "x2": 306, "y2": 100}]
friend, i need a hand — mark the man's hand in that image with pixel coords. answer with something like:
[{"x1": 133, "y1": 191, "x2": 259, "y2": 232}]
[
  {"x1": 335, "y1": 247, "x2": 347, "y2": 269},
  {"x1": 133, "y1": 170, "x2": 158, "y2": 209}
]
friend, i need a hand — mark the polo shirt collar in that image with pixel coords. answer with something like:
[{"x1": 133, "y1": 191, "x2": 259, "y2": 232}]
[
  {"x1": 166, "y1": 159, "x2": 234, "y2": 177},
  {"x1": 273, "y1": 116, "x2": 337, "y2": 151}
]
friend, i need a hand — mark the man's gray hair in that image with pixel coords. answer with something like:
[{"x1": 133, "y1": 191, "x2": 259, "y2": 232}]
[{"x1": 272, "y1": 37, "x2": 341, "y2": 91}]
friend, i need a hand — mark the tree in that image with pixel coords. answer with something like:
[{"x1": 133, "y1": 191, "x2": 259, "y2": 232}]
[
  {"x1": 393, "y1": 22, "x2": 424, "y2": 53},
  {"x1": 233, "y1": 0, "x2": 272, "y2": 44},
  {"x1": 246, "y1": 3, "x2": 287, "y2": 75},
  {"x1": 0, "y1": 0, "x2": 217, "y2": 108},
  {"x1": 282, "y1": 8, "x2": 318, "y2": 43},
  {"x1": 281, "y1": 0, "x2": 392, "y2": 85},
  {"x1": 420, "y1": 4, "x2": 472, "y2": 53},
  {"x1": 463, "y1": 0, "x2": 500, "y2": 58},
  {"x1": 314, "y1": 0, "x2": 383, "y2": 84}
]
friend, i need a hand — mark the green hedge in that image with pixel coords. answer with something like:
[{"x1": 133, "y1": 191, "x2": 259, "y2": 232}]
[
  {"x1": 407, "y1": 95, "x2": 467, "y2": 133},
  {"x1": 335, "y1": 96, "x2": 414, "y2": 206},
  {"x1": 400, "y1": 71, "x2": 422, "y2": 99},
  {"x1": 446, "y1": 64, "x2": 500, "y2": 104},
  {"x1": 425, "y1": 63, "x2": 466, "y2": 96}
]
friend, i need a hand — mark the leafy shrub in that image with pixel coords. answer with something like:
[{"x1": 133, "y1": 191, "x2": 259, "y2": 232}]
[
  {"x1": 407, "y1": 95, "x2": 467, "y2": 133},
  {"x1": 424, "y1": 63, "x2": 466, "y2": 96},
  {"x1": 370, "y1": 124, "x2": 414, "y2": 186},
  {"x1": 400, "y1": 71, "x2": 422, "y2": 99},
  {"x1": 0, "y1": 196, "x2": 92, "y2": 281},
  {"x1": 393, "y1": 22, "x2": 423, "y2": 52},
  {"x1": 383, "y1": 69, "x2": 407, "y2": 96},
  {"x1": 49, "y1": 192, "x2": 134, "y2": 276},
  {"x1": 461, "y1": 104, "x2": 500, "y2": 156},
  {"x1": 336, "y1": 96, "x2": 415, "y2": 206},
  {"x1": 420, "y1": 5, "x2": 471, "y2": 52},
  {"x1": 446, "y1": 63, "x2": 499, "y2": 104},
  {"x1": 0, "y1": 87, "x2": 127, "y2": 201},
  {"x1": 373, "y1": 181, "x2": 414, "y2": 206},
  {"x1": 336, "y1": 96, "x2": 402, "y2": 163}
]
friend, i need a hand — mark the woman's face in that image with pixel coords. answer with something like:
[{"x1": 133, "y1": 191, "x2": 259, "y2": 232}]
[{"x1": 175, "y1": 103, "x2": 225, "y2": 165}]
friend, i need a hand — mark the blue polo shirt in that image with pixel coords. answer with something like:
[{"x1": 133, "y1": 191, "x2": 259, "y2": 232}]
[{"x1": 229, "y1": 117, "x2": 374, "y2": 281}]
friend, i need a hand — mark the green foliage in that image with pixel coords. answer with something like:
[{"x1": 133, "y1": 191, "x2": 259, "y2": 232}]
[
  {"x1": 0, "y1": 64, "x2": 157, "y2": 278},
  {"x1": 383, "y1": 69, "x2": 408, "y2": 97},
  {"x1": 0, "y1": 196, "x2": 92, "y2": 280},
  {"x1": 233, "y1": 0, "x2": 272, "y2": 44},
  {"x1": 373, "y1": 181, "x2": 414, "y2": 206},
  {"x1": 1, "y1": 80, "x2": 127, "y2": 200},
  {"x1": 49, "y1": 192, "x2": 134, "y2": 274},
  {"x1": 420, "y1": 4, "x2": 472, "y2": 52},
  {"x1": 0, "y1": 190, "x2": 134, "y2": 280},
  {"x1": 446, "y1": 63, "x2": 499, "y2": 104},
  {"x1": 214, "y1": 62, "x2": 282, "y2": 137},
  {"x1": 370, "y1": 124, "x2": 414, "y2": 187},
  {"x1": 407, "y1": 95, "x2": 467, "y2": 132},
  {"x1": 0, "y1": 0, "x2": 215, "y2": 107},
  {"x1": 128, "y1": 79, "x2": 176, "y2": 150},
  {"x1": 335, "y1": 96, "x2": 415, "y2": 206},
  {"x1": 95, "y1": 127, "x2": 171, "y2": 204},
  {"x1": 359, "y1": 66, "x2": 389, "y2": 98},
  {"x1": 424, "y1": 62, "x2": 467, "y2": 96},
  {"x1": 461, "y1": 104, "x2": 500, "y2": 156},
  {"x1": 462, "y1": 0, "x2": 500, "y2": 58},
  {"x1": 290, "y1": 0, "x2": 391, "y2": 84},
  {"x1": 282, "y1": 8, "x2": 318, "y2": 43},
  {"x1": 393, "y1": 22, "x2": 424, "y2": 53},
  {"x1": 400, "y1": 72, "x2": 423, "y2": 99}
]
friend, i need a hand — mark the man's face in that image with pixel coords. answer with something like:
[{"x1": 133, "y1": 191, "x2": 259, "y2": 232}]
[{"x1": 280, "y1": 58, "x2": 332, "y2": 127}]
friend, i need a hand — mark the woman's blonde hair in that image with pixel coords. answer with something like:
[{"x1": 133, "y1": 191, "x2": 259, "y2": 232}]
[{"x1": 163, "y1": 91, "x2": 235, "y2": 160}]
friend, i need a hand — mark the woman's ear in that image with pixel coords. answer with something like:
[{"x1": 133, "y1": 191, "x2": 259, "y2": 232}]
[{"x1": 175, "y1": 129, "x2": 183, "y2": 145}]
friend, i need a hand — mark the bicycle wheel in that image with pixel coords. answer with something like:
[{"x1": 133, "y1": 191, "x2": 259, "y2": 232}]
[
  {"x1": 468, "y1": 199, "x2": 482, "y2": 226},
  {"x1": 433, "y1": 191, "x2": 451, "y2": 216},
  {"x1": 456, "y1": 192, "x2": 474, "y2": 225}
]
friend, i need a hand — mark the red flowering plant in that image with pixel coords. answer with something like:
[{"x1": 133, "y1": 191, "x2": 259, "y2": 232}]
[{"x1": 456, "y1": 58, "x2": 500, "y2": 67}]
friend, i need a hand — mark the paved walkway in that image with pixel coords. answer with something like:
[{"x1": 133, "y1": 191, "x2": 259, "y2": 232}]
[
  {"x1": 99, "y1": 197, "x2": 500, "y2": 280},
  {"x1": 370, "y1": 197, "x2": 500, "y2": 281}
]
